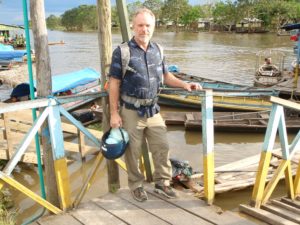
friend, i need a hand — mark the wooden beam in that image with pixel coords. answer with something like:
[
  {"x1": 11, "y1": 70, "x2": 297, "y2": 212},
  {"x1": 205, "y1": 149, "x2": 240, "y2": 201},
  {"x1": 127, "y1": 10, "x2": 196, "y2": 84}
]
[
  {"x1": 250, "y1": 151, "x2": 272, "y2": 208},
  {"x1": 0, "y1": 171, "x2": 62, "y2": 214},
  {"x1": 202, "y1": 90, "x2": 214, "y2": 204},
  {"x1": 97, "y1": 0, "x2": 120, "y2": 192},
  {"x1": 240, "y1": 204, "x2": 298, "y2": 225},
  {"x1": 116, "y1": 0, "x2": 131, "y2": 42},
  {"x1": 0, "y1": 93, "x2": 106, "y2": 114},
  {"x1": 30, "y1": 0, "x2": 60, "y2": 208},
  {"x1": 269, "y1": 96, "x2": 300, "y2": 111}
]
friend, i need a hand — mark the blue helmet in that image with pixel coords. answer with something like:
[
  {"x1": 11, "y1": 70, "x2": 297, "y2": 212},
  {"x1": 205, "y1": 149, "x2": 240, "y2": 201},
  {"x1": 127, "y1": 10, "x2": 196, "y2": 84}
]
[{"x1": 101, "y1": 128, "x2": 129, "y2": 160}]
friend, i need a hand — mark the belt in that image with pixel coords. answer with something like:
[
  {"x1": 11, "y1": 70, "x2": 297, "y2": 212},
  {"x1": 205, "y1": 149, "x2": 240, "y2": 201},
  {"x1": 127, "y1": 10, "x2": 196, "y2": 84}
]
[{"x1": 121, "y1": 95, "x2": 157, "y2": 108}]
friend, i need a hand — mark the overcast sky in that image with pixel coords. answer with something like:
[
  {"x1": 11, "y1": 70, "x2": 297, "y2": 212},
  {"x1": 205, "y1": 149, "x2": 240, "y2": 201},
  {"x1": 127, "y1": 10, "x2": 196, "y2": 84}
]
[{"x1": 0, "y1": 0, "x2": 204, "y2": 25}]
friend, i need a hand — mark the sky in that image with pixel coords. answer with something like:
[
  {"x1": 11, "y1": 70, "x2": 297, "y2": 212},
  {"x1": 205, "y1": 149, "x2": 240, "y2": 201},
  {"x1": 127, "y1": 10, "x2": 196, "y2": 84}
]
[{"x1": 0, "y1": 0, "x2": 205, "y2": 25}]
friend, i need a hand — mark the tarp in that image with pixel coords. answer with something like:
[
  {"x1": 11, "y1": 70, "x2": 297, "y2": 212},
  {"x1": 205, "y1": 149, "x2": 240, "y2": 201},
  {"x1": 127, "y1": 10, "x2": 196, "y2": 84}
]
[
  {"x1": 0, "y1": 50, "x2": 27, "y2": 60},
  {"x1": 33, "y1": 68, "x2": 100, "y2": 94},
  {"x1": 0, "y1": 43, "x2": 14, "y2": 51}
]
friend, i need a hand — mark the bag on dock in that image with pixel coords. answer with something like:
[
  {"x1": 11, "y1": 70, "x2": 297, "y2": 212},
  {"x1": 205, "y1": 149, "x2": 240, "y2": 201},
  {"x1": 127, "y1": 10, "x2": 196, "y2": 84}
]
[{"x1": 170, "y1": 158, "x2": 193, "y2": 181}]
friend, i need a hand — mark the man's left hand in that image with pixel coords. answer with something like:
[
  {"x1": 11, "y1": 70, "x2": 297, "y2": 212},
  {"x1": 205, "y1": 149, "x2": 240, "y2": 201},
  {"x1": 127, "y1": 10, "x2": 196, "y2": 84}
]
[{"x1": 183, "y1": 82, "x2": 202, "y2": 91}]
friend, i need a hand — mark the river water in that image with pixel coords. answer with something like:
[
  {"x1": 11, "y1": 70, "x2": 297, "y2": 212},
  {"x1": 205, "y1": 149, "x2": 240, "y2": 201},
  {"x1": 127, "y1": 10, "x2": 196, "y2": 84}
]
[{"x1": 6, "y1": 30, "x2": 297, "y2": 224}]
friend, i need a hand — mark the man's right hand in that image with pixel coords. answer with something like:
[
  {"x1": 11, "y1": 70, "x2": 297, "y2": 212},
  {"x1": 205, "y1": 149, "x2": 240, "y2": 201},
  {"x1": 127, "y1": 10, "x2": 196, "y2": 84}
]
[{"x1": 110, "y1": 112, "x2": 122, "y2": 128}]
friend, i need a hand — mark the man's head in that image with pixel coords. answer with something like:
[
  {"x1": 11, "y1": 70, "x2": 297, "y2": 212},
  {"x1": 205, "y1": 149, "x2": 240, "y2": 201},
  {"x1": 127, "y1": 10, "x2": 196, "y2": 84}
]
[
  {"x1": 132, "y1": 8, "x2": 155, "y2": 47},
  {"x1": 265, "y1": 57, "x2": 272, "y2": 65}
]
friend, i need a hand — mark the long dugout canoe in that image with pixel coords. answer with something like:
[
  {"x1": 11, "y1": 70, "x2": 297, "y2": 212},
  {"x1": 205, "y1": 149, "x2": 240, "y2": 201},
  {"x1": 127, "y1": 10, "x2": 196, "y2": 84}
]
[
  {"x1": 158, "y1": 89, "x2": 276, "y2": 111},
  {"x1": 161, "y1": 111, "x2": 300, "y2": 133}
]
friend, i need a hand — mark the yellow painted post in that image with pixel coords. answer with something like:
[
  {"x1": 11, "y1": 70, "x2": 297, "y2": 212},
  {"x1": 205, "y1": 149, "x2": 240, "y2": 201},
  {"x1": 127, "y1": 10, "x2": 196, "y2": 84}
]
[
  {"x1": 262, "y1": 160, "x2": 290, "y2": 204},
  {"x1": 251, "y1": 104, "x2": 282, "y2": 208},
  {"x1": 294, "y1": 163, "x2": 300, "y2": 198},
  {"x1": 251, "y1": 151, "x2": 272, "y2": 208},
  {"x1": 284, "y1": 162, "x2": 295, "y2": 200},
  {"x1": 202, "y1": 90, "x2": 214, "y2": 204},
  {"x1": 115, "y1": 158, "x2": 127, "y2": 171},
  {"x1": 54, "y1": 158, "x2": 72, "y2": 210},
  {"x1": 48, "y1": 104, "x2": 72, "y2": 210},
  {"x1": 204, "y1": 153, "x2": 214, "y2": 204}
]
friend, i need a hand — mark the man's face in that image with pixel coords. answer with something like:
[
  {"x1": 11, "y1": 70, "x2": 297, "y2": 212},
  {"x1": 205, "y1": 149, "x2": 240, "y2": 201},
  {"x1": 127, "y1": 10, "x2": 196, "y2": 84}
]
[{"x1": 133, "y1": 12, "x2": 155, "y2": 46}]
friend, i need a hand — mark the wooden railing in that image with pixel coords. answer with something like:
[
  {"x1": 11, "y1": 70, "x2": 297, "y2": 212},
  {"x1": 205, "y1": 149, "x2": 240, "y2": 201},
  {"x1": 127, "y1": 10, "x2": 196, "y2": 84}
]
[
  {"x1": 0, "y1": 90, "x2": 216, "y2": 213},
  {"x1": 251, "y1": 96, "x2": 300, "y2": 208}
]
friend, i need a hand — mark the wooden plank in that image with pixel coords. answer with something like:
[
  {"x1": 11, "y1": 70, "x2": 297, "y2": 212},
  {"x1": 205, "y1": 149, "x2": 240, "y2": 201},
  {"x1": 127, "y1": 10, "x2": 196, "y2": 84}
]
[
  {"x1": 37, "y1": 214, "x2": 81, "y2": 225},
  {"x1": 161, "y1": 111, "x2": 185, "y2": 125},
  {"x1": 271, "y1": 199, "x2": 300, "y2": 214},
  {"x1": 269, "y1": 96, "x2": 300, "y2": 111},
  {"x1": 93, "y1": 192, "x2": 170, "y2": 225},
  {"x1": 72, "y1": 201, "x2": 127, "y2": 225},
  {"x1": 281, "y1": 197, "x2": 300, "y2": 209},
  {"x1": 261, "y1": 203, "x2": 300, "y2": 224},
  {"x1": 214, "y1": 154, "x2": 261, "y2": 171},
  {"x1": 116, "y1": 188, "x2": 212, "y2": 225},
  {"x1": 144, "y1": 184, "x2": 257, "y2": 225},
  {"x1": 239, "y1": 204, "x2": 298, "y2": 225},
  {"x1": 186, "y1": 113, "x2": 194, "y2": 121}
]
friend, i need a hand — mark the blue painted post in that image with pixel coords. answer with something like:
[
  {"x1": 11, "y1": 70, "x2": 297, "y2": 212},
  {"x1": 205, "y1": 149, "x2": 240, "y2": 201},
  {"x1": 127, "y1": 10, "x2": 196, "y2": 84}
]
[{"x1": 202, "y1": 89, "x2": 214, "y2": 204}]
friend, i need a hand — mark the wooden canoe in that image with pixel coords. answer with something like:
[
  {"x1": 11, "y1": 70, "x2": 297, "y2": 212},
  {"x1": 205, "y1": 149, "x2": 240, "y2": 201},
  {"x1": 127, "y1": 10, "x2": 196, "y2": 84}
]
[
  {"x1": 158, "y1": 89, "x2": 275, "y2": 111},
  {"x1": 161, "y1": 111, "x2": 300, "y2": 132}
]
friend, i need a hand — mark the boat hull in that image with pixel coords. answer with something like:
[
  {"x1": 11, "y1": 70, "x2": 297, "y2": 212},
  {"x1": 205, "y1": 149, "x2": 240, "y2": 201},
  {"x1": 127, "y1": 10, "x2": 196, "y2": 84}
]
[{"x1": 158, "y1": 92, "x2": 273, "y2": 111}]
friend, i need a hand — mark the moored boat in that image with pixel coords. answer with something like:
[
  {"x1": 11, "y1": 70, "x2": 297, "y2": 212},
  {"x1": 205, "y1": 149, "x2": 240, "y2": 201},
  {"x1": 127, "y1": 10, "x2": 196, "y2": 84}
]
[
  {"x1": 171, "y1": 70, "x2": 268, "y2": 92},
  {"x1": 253, "y1": 50, "x2": 290, "y2": 87},
  {"x1": 158, "y1": 88, "x2": 277, "y2": 111},
  {"x1": 162, "y1": 110, "x2": 300, "y2": 133},
  {"x1": 4, "y1": 68, "x2": 101, "y2": 111}
]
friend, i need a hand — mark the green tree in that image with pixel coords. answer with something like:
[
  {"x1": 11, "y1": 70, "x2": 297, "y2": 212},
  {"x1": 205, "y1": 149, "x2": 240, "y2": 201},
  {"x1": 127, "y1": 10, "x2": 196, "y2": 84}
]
[
  {"x1": 111, "y1": 6, "x2": 120, "y2": 27},
  {"x1": 162, "y1": 0, "x2": 189, "y2": 31},
  {"x1": 61, "y1": 5, "x2": 97, "y2": 31},
  {"x1": 212, "y1": 1, "x2": 238, "y2": 31},
  {"x1": 181, "y1": 5, "x2": 204, "y2": 30},
  {"x1": 143, "y1": 0, "x2": 163, "y2": 20},
  {"x1": 127, "y1": 1, "x2": 143, "y2": 20},
  {"x1": 235, "y1": 0, "x2": 257, "y2": 19},
  {"x1": 46, "y1": 15, "x2": 61, "y2": 30}
]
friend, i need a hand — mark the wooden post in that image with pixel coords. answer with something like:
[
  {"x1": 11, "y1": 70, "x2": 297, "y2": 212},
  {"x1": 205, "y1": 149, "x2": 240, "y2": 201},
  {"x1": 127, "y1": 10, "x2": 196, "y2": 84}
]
[
  {"x1": 97, "y1": 0, "x2": 120, "y2": 192},
  {"x1": 202, "y1": 90, "x2": 215, "y2": 205},
  {"x1": 30, "y1": 1, "x2": 60, "y2": 207},
  {"x1": 48, "y1": 104, "x2": 72, "y2": 210},
  {"x1": 250, "y1": 104, "x2": 282, "y2": 208},
  {"x1": 116, "y1": 0, "x2": 131, "y2": 42}
]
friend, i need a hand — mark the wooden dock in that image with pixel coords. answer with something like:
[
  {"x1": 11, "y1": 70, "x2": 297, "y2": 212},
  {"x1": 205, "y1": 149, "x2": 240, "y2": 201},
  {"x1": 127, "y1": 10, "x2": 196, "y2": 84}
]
[
  {"x1": 0, "y1": 109, "x2": 102, "y2": 164},
  {"x1": 31, "y1": 184, "x2": 257, "y2": 225}
]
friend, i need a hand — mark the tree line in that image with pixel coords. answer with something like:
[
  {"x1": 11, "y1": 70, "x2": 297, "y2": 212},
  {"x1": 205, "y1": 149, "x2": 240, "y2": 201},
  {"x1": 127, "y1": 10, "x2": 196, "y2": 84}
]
[{"x1": 46, "y1": 0, "x2": 300, "y2": 32}]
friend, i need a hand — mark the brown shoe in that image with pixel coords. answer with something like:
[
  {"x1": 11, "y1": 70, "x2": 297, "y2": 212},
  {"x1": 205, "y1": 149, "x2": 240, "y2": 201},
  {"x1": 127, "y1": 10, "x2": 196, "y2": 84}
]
[
  {"x1": 131, "y1": 187, "x2": 148, "y2": 202},
  {"x1": 154, "y1": 184, "x2": 177, "y2": 199}
]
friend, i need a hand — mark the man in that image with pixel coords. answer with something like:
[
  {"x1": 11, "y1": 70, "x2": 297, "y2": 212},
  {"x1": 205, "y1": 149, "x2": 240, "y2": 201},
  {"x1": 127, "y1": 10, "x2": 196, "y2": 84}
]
[{"x1": 109, "y1": 8, "x2": 202, "y2": 202}]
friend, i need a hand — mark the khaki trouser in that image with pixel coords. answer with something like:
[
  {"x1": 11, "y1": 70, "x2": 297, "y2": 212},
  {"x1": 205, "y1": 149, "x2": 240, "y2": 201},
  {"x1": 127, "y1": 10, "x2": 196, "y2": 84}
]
[{"x1": 120, "y1": 107, "x2": 172, "y2": 190}]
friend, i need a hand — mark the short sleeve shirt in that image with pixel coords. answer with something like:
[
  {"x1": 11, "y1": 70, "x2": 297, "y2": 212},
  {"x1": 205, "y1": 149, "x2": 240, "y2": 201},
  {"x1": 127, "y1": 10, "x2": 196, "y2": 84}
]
[{"x1": 109, "y1": 38, "x2": 168, "y2": 117}]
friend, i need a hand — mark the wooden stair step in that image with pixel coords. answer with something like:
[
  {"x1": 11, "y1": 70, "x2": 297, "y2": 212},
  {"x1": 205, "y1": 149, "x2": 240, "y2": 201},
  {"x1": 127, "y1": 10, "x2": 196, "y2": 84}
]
[
  {"x1": 261, "y1": 203, "x2": 300, "y2": 224},
  {"x1": 239, "y1": 204, "x2": 298, "y2": 225},
  {"x1": 271, "y1": 199, "x2": 300, "y2": 214},
  {"x1": 280, "y1": 197, "x2": 300, "y2": 209}
]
